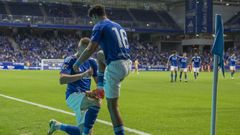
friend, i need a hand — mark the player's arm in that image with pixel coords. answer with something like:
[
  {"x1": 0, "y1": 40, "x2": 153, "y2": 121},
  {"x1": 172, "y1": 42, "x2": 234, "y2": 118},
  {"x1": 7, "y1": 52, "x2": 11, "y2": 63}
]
[
  {"x1": 73, "y1": 24, "x2": 102, "y2": 72},
  {"x1": 167, "y1": 56, "x2": 171, "y2": 67},
  {"x1": 73, "y1": 41, "x2": 98, "y2": 72},
  {"x1": 89, "y1": 58, "x2": 98, "y2": 84},
  {"x1": 226, "y1": 58, "x2": 229, "y2": 65},
  {"x1": 191, "y1": 57, "x2": 194, "y2": 66},
  {"x1": 59, "y1": 69, "x2": 92, "y2": 84}
]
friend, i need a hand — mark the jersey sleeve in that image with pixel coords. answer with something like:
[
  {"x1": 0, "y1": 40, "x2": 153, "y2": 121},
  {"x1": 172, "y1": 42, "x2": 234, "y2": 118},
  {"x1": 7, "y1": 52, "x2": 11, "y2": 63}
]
[
  {"x1": 91, "y1": 24, "x2": 102, "y2": 44},
  {"x1": 168, "y1": 56, "x2": 171, "y2": 63},
  {"x1": 60, "y1": 57, "x2": 72, "y2": 75},
  {"x1": 89, "y1": 58, "x2": 98, "y2": 77},
  {"x1": 178, "y1": 57, "x2": 182, "y2": 62}
]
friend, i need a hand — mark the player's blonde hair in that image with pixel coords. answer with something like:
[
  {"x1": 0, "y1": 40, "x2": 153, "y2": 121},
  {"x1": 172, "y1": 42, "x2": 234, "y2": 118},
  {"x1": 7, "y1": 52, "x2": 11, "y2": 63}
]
[{"x1": 78, "y1": 37, "x2": 90, "y2": 49}]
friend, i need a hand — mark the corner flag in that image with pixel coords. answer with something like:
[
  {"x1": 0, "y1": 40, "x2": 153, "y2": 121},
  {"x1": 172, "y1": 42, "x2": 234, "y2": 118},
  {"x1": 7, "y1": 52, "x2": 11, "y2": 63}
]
[
  {"x1": 211, "y1": 14, "x2": 225, "y2": 76},
  {"x1": 210, "y1": 14, "x2": 225, "y2": 135}
]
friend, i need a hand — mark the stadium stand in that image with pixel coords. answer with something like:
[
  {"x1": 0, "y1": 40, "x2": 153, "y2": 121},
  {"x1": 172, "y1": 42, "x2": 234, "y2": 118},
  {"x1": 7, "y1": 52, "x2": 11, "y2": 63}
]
[
  {"x1": 105, "y1": 8, "x2": 133, "y2": 21},
  {"x1": 44, "y1": 3, "x2": 73, "y2": 17},
  {"x1": 7, "y1": 2, "x2": 42, "y2": 16},
  {"x1": 0, "y1": 35, "x2": 21, "y2": 63},
  {"x1": 72, "y1": 2, "x2": 89, "y2": 17},
  {"x1": 0, "y1": 1, "x2": 180, "y2": 29},
  {"x1": 129, "y1": 9, "x2": 162, "y2": 22},
  {"x1": 1, "y1": 31, "x2": 239, "y2": 68},
  {"x1": 225, "y1": 11, "x2": 240, "y2": 27},
  {"x1": 0, "y1": 1, "x2": 6, "y2": 14}
]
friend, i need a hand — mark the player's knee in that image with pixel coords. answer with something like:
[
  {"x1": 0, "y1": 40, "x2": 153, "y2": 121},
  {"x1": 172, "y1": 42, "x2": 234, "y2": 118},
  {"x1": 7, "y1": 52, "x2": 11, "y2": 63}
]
[{"x1": 91, "y1": 99, "x2": 101, "y2": 108}]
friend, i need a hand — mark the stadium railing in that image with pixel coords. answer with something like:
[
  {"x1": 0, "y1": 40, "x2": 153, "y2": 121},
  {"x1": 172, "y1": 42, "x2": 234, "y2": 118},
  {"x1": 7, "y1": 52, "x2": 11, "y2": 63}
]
[{"x1": 0, "y1": 14, "x2": 179, "y2": 31}]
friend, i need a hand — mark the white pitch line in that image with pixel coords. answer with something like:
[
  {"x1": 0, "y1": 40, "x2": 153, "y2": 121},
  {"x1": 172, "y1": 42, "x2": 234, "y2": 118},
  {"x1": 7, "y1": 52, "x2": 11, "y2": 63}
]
[{"x1": 0, "y1": 93, "x2": 151, "y2": 135}]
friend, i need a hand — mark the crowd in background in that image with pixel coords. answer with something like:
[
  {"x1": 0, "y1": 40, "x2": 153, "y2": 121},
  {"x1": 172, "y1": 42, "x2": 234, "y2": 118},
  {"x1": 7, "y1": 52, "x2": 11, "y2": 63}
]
[
  {"x1": 0, "y1": 33, "x2": 240, "y2": 68},
  {"x1": 2, "y1": 32, "x2": 78, "y2": 66},
  {"x1": 0, "y1": 35, "x2": 22, "y2": 63}
]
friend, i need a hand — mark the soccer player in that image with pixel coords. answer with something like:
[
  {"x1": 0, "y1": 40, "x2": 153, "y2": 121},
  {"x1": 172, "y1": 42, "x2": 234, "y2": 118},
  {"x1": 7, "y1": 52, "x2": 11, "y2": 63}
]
[
  {"x1": 167, "y1": 50, "x2": 178, "y2": 82},
  {"x1": 191, "y1": 52, "x2": 202, "y2": 80},
  {"x1": 134, "y1": 59, "x2": 139, "y2": 74},
  {"x1": 73, "y1": 5, "x2": 131, "y2": 135},
  {"x1": 228, "y1": 52, "x2": 237, "y2": 79},
  {"x1": 179, "y1": 53, "x2": 188, "y2": 82},
  {"x1": 48, "y1": 37, "x2": 103, "y2": 135}
]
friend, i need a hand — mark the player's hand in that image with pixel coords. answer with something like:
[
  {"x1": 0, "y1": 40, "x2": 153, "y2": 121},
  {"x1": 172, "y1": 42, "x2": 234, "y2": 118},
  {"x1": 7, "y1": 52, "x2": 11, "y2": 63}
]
[
  {"x1": 86, "y1": 89, "x2": 105, "y2": 99},
  {"x1": 73, "y1": 64, "x2": 80, "y2": 73},
  {"x1": 83, "y1": 68, "x2": 93, "y2": 77}
]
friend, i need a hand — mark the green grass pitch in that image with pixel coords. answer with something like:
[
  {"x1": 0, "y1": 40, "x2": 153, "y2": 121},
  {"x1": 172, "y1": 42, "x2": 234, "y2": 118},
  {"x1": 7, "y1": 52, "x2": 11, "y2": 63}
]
[{"x1": 0, "y1": 70, "x2": 240, "y2": 135}]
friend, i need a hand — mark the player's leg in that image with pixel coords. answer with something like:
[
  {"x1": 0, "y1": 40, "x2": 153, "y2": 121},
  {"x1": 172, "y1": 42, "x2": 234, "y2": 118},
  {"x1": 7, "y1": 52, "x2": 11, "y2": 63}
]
[
  {"x1": 48, "y1": 119, "x2": 81, "y2": 135},
  {"x1": 48, "y1": 93, "x2": 86, "y2": 135},
  {"x1": 184, "y1": 68, "x2": 188, "y2": 82},
  {"x1": 174, "y1": 67, "x2": 177, "y2": 82},
  {"x1": 208, "y1": 64, "x2": 211, "y2": 72},
  {"x1": 230, "y1": 66, "x2": 235, "y2": 79},
  {"x1": 105, "y1": 60, "x2": 131, "y2": 135},
  {"x1": 136, "y1": 66, "x2": 139, "y2": 74},
  {"x1": 81, "y1": 96, "x2": 101, "y2": 135},
  {"x1": 107, "y1": 98, "x2": 125, "y2": 135},
  {"x1": 170, "y1": 66, "x2": 174, "y2": 82},
  {"x1": 196, "y1": 68, "x2": 199, "y2": 77},
  {"x1": 232, "y1": 69, "x2": 235, "y2": 79},
  {"x1": 193, "y1": 68, "x2": 197, "y2": 79},
  {"x1": 97, "y1": 50, "x2": 106, "y2": 89},
  {"x1": 179, "y1": 70, "x2": 183, "y2": 82}
]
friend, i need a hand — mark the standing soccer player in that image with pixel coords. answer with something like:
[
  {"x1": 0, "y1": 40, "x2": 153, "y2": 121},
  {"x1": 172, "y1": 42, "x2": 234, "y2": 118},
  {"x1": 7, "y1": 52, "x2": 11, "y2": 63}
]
[
  {"x1": 191, "y1": 52, "x2": 202, "y2": 80},
  {"x1": 179, "y1": 53, "x2": 188, "y2": 82},
  {"x1": 134, "y1": 59, "x2": 139, "y2": 74},
  {"x1": 48, "y1": 38, "x2": 103, "y2": 135},
  {"x1": 167, "y1": 50, "x2": 178, "y2": 82},
  {"x1": 228, "y1": 52, "x2": 237, "y2": 79},
  {"x1": 73, "y1": 5, "x2": 131, "y2": 135}
]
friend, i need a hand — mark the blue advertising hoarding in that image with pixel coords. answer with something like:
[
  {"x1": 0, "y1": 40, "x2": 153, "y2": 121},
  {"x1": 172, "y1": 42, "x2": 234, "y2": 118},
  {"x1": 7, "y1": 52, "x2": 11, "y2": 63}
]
[{"x1": 0, "y1": 62, "x2": 24, "y2": 70}]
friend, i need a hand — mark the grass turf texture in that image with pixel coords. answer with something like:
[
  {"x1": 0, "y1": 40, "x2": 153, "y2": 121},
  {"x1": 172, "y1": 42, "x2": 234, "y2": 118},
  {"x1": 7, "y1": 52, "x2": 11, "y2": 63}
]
[{"x1": 0, "y1": 70, "x2": 240, "y2": 135}]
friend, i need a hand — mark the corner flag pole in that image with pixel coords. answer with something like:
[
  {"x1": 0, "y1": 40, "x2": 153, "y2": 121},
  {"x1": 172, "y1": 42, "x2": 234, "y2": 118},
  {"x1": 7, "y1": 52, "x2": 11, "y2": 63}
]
[
  {"x1": 210, "y1": 14, "x2": 225, "y2": 135},
  {"x1": 210, "y1": 54, "x2": 219, "y2": 135}
]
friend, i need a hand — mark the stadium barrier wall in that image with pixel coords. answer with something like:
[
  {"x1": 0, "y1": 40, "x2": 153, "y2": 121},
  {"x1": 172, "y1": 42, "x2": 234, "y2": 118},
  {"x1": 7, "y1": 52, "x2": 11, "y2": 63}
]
[
  {"x1": 1, "y1": 62, "x2": 240, "y2": 71},
  {"x1": 0, "y1": 22, "x2": 183, "y2": 33}
]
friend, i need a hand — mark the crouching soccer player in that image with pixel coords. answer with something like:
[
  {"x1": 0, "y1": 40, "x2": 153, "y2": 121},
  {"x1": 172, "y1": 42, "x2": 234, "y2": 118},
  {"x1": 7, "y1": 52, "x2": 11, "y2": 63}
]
[
  {"x1": 47, "y1": 37, "x2": 104, "y2": 135},
  {"x1": 167, "y1": 50, "x2": 179, "y2": 82},
  {"x1": 179, "y1": 53, "x2": 188, "y2": 82},
  {"x1": 228, "y1": 52, "x2": 237, "y2": 79}
]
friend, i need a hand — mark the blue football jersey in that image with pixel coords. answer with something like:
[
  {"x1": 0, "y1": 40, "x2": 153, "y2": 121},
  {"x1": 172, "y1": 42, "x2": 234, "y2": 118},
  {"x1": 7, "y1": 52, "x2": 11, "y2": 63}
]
[
  {"x1": 192, "y1": 56, "x2": 201, "y2": 68},
  {"x1": 179, "y1": 57, "x2": 188, "y2": 68},
  {"x1": 168, "y1": 54, "x2": 178, "y2": 66},
  {"x1": 60, "y1": 55, "x2": 98, "y2": 99},
  {"x1": 228, "y1": 56, "x2": 236, "y2": 66},
  {"x1": 91, "y1": 19, "x2": 130, "y2": 65}
]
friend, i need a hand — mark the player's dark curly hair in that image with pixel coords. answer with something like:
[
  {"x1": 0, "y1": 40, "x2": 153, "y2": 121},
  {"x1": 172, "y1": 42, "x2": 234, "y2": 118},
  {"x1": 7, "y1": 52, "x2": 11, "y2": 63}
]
[{"x1": 88, "y1": 4, "x2": 106, "y2": 17}]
